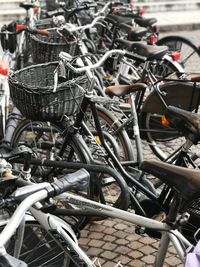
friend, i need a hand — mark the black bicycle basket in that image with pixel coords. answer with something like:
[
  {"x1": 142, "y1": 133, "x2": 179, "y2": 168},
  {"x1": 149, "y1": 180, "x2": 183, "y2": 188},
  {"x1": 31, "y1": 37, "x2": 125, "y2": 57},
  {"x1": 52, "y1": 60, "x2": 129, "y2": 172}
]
[
  {"x1": 8, "y1": 62, "x2": 87, "y2": 121},
  {"x1": 30, "y1": 29, "x2": 79, "y2": 64}
]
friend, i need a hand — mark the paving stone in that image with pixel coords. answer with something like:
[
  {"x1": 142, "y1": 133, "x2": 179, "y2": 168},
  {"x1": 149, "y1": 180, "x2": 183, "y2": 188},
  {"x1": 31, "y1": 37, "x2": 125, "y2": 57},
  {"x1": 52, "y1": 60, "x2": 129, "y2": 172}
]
[
  {"x1": 102, "y1": 242, "x2": 117, "y2": 251},
  {"x1": 138, "y1": 245, "x2": 156, "y2": 255},
  {"x1": 115, "y1": 245, "x2": 132, "y2": 255},
  {"x1": 88, "y1": 239, "x2": 105, "y2": 248},
  {"x1": 126, "y1": 234, "x2": 141, "y2": 241},
  {"x1": 115, "y1": 238, "x2": 129, "y2": 245},
  {"x1": 103, "y1": 227, "x2": 117, "y2": 235},
  {"x1": 88, "y1": 232, "x2": 105, "y2": 240},
  {"x1": 101, "y1": 251, "x2": 118, "y2": 260},
  {"x1": 128, "y1": 241, "x2": 144, "y2": 249},
  {"x1": 142, "y1": 254, "x2": 156, "y2": 264},
  {"x1": 139, "y1": 236, "x2": 155, "y2": 245},
  {"x1": 114, "y1": 255, "x2": 132, "y2": 265},
  {"x1": 128, "y1": 250, "x2": 143, "y2": 259},
  {"x1": 103, "y1": 235, "x2": 116, "y2": 242},
  {"x1": 124, "y1": 226, "x2": 135, "y2": 234},
  {"x1": 114, "y1": 223, "x2": 128, "y2": 230},
  {"x1": 129, "y1": 259, "x2": 145, "y2": 267},
  {"x1": 87, "y1": 247, "x2": 103, "y2": 256},
  {"x1": 165, "y1": 255, "x2": 182, "y2": 266},
  {"x1": 102, "y1": 220, "x2": 117, "y2": 227},
  {"x1": 80, "y1": 230, "x2": 90, "y2": 238},
  {"x1": 102, "y1": 261, "x2": 116, "y2": 267},
  {"x1": 79, "y1": 237, "x2": 90, "y2": 246},
  {"x1": 89, "y1": 224, "x2": 106, "y2": 232},
  {"x1": 113, "y1": 230, "x2": 127, "y2": 239}
]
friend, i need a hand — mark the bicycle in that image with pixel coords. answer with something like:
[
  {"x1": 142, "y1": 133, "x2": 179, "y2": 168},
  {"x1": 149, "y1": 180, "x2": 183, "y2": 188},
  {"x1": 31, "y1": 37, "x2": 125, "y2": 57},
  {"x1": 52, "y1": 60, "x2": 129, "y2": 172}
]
[
  {"x1": 0, "y1": 26, "x2": 50, "y2": 152},
  {"x1": 7, "y1": 47, "x2": 200, "y2": 243},
  {"x1": 0, "y1": 157, "x2": 199, "y2": 266}
]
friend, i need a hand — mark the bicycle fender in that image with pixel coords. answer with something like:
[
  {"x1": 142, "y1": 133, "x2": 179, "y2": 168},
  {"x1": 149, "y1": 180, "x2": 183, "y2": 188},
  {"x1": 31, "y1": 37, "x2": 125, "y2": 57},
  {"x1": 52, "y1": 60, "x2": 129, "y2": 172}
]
[
  {"x1": 163, "y1": 54, "x2": 185, "y2": 73},
  {"x1": 141, "y1": 81, "x2": 200, "y2": 115}
]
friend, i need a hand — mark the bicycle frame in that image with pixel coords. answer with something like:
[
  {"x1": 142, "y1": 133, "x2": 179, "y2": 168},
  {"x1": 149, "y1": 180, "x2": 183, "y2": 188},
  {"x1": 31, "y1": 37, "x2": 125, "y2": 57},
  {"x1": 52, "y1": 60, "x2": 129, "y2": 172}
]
[
  {"x1": 0, "y1": 183, "x2": 193, "y2": 267},
  {"x1": 61, "y1": 192, "x2": 192, "y2": 266}
]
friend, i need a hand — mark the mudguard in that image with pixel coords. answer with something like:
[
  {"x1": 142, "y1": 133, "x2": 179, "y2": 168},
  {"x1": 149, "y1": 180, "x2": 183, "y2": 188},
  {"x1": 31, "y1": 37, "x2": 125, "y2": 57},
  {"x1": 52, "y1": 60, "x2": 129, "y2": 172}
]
[{"x1": 141, "y1": 81, "x2": 200, "y2": 115}]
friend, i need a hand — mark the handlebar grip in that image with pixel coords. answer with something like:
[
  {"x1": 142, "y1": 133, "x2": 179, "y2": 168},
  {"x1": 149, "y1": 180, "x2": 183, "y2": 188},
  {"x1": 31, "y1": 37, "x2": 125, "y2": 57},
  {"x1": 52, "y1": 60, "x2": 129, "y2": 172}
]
[
  {"x1": 35, "y1": 29, "x2": 50, "y2": 36},
  {"x1": 16, "y1": 25, "x2": 27, "y2": 31},
  {"x1": 50, "y1": 169, "x2": 90, "y2": 196}
]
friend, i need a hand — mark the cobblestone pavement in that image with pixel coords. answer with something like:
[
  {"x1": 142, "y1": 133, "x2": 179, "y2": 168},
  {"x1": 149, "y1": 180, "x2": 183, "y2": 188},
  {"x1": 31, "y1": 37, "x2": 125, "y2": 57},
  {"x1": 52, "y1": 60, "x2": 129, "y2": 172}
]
[
  {"x1": 79, "y1": 143, "x2": 184, "y2": 267},
  {"x1": 78, "y1": 29, "x2": 200, "y2": 267}
]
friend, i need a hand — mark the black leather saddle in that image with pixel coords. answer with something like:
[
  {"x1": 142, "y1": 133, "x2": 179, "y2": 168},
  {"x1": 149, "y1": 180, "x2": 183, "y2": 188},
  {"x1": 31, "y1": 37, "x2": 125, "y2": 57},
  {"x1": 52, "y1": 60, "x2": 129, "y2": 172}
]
[
  {"x1": 134, "y1": 17, "x2": 157, "y2": 28},
  {"x1": 141, "y1": 160, "x2": 200, "y2": 201},
  {"x1": 105, "y1": 14, "x2": 133, "y2": 26},
  {"x1": 19, "y1": 2, "x2": 35, "y2": 11},
  {"x1": 116, "y1": 39, "x2": 168, "y2": 60},
  {"x1": 166, "y1": 106, "x2": 200, "y2": 142}
]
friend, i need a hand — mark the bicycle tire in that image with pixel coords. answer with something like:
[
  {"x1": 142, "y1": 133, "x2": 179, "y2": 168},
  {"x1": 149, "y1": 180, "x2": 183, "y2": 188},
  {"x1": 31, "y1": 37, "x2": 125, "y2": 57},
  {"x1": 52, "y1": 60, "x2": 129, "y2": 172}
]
[
  {"x1": 157, "y1": 35, "x2": 200, "y2": 73},
  {"x1": 140, "y1": 59, "x2": 188, "y2": 161},
  {"x1": 10, "y1": 119, "x2": 93, "y2": 230}
]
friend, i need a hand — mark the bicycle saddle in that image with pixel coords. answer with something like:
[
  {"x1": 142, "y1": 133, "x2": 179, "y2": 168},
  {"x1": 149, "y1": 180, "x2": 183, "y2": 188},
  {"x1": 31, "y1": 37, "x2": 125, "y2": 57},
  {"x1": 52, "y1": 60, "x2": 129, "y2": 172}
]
[
  {"x1": 114, "y1": 23, "x2": 147, "y2": 41},
  {"x1": 105, "y1": 83, "x2": 147, "y2": 97},
  {"x1": 105, "y1": 14, "x2": 133, "y2": 26},
  {"x1": 19, "y1": 2, "x2": 35, "y2": 11},
  {"x1": 191, "y1": 76, "x2": 200, "y2": 82},
  {"x1": 140, "y1": 160, "x2": 200, "y2": 201},
  {"x1": 166, "y1": 106, "x2": 200, "y2": 141},
  {"x1": 116, "y1": 39, "x2": 168, "y2": 60},
  {"x1": 128, "y1": 27, "x2": 148, "y2": 41},
  {"x1": 134, "y1": 17, "x2": 157, "y2": 28}
]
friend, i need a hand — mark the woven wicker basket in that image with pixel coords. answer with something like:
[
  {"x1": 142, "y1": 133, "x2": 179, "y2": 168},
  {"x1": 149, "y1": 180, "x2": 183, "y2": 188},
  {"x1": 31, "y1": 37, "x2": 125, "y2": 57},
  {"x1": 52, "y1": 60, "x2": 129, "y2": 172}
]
[
  {"x1": 30, "y1": 29, "x2": 79, "y2": 64},
  {"x1": 8, "y1": 62, "x2": 87, "y2": 121}
]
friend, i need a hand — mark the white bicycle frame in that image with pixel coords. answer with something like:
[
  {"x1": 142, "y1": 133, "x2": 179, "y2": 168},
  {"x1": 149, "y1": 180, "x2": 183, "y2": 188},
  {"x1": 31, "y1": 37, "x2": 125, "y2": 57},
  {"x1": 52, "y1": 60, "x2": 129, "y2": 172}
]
[{"x1": 0, "y1": 184, "x2": 193, "y2": 267}]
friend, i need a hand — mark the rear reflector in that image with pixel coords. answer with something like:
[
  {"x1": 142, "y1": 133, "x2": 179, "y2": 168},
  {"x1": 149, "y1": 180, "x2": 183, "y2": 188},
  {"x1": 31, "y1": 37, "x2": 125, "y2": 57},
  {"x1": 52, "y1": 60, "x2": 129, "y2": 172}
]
[
  {"x1": 172, "y1": 51, "x2": 181, "y2": 61},
  {"x1": 162, "y1": 115, "x2": 170, "y2": 128},
  {"x1": 149, "y1": 35, "x2": 158, "y2": 44},
  {"x1": 139, "y1": 7, "x2": 145, "y2": 16},
  {"x1": 0, "y1": 60, "x2": 9, "y2": 76}
]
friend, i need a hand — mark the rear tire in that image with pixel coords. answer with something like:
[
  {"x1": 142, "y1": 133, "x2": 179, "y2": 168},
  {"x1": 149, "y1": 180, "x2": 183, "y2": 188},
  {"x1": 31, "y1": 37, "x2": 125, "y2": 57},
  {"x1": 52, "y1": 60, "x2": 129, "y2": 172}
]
[{"x1": 157, "y1": 35, "x2": 200, "y2": 73}]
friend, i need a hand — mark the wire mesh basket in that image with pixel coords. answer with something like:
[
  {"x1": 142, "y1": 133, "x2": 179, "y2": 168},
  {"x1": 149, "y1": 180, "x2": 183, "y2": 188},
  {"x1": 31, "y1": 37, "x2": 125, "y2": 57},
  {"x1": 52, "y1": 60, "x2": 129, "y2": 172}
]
[
  {"x1": 8, "y1": 62, "x2": 87, "y2": 121},
  {"x1": 30, "y1": 29, "x2": 79, "y2": 64}
]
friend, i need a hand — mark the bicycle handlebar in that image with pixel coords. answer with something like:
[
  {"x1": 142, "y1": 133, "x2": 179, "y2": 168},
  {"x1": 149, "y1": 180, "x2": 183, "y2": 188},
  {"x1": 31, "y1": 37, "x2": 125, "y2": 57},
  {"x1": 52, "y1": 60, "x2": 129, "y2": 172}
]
[
  {"x1": 0, "y1": 25, "x2": 50, "y2": 36},
  {"x1": 60, "y1": 15, "x2": 105, "y2": 33},
  {"x1": 0, "y1": 168, "x2": 90, "y2": 247},
  {"x1": 94, "y1": 2, "x2": 111, "y2": 17},
  {"x1": 49, "y1": 168, "x2": 90, "y2": 196},
  {"x1": 59, "y1": 49, "x2": 125, "y2": 73}
]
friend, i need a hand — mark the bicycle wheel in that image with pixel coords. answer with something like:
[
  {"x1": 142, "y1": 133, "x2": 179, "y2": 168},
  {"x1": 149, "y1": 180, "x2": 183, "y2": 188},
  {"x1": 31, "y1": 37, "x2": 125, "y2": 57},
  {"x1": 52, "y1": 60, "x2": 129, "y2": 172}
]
[
  {"x1": 11, "y1": 119, "x2": 92, "y2": 178},
  {"x1": 10, "y1": 119, "x2": 93, "y2": 230},
  {"x1": 157, "y1": 35, "x2": 200, "y2": 73},
  {"x1": 5, "y1": 222, "x2": 71, "y2": 267},
  {"x1": 140, "y1": 79, "x2": 200, "y2": 161}
]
